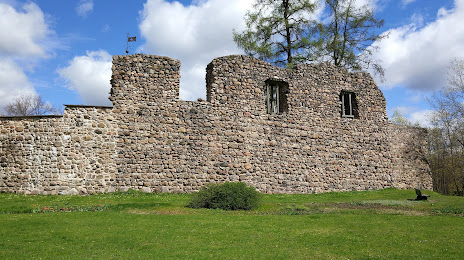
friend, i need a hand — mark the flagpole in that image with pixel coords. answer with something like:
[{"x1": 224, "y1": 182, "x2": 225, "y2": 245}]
[{"x1": 126, "y1": 33, "x2": 137, "y2": 54}]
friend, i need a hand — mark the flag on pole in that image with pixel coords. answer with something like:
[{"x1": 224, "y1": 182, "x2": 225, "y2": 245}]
[{"x1": 128, "y1": 36, "x2": 136, "y2": 42}]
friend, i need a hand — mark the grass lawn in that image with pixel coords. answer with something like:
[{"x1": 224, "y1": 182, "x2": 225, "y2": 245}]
[{"x1": 1, "y1": 188, "x2": 463, "y2": 259}]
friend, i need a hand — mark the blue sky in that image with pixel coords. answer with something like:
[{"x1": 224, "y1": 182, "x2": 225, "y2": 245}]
[{"x1": 0, "y1": 0, "x2": 463, "y2": 126}]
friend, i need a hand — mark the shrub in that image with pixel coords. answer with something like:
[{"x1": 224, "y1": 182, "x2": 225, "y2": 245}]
[{"x1": 188, "y1": 182, "x2": 261, "y2": 210}]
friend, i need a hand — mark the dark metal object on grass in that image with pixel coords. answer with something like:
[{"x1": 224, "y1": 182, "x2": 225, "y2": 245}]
[{"x1": 415, "y1": 189, "x2": 430, "y2": 201}]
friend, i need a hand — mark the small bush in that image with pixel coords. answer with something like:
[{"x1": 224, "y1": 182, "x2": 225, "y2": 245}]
[{"x1": 188, "y1": 182, "x2": 261, "y2": 210}]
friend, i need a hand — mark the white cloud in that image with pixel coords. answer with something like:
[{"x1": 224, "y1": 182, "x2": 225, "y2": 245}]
[
  {"x1": 410, "y1": 12, "x2": 424, "y2": 27},
  {"x1": 409, "y1": 109, "x2": 433, "y2": 127},
  {"x1": 352, "y1": 0, "x2": 378, "y2": 9},
  {"x1": 138, "y1": 0, "x2": 390, "y2": 100},
  {"x1": 389, "y1": 106, "x2": 433, "y2": 127},
  {"x1": 0, "y1": 2, "x2": 51, "y2": 57},
  {"x1": 391, "y1": 106, "x2": 415, "y2": 116},
  {"x1": 437, "y1": 7, "x2": 450, "y2": 18},
  {"x1": 0, "y1": 59, "x2": 36, "y2": 112},
  {"x1": 139, "y1": 0, "x2": 252, "y2": 100},
  {"x1": 0, "y1": 2, "x2": 54, "y2": 113},
  {"x1": 372, "y1": 0, "x2": 464, "y2": 92},
  {"x1": 76, "y1": 0, "x2": 93, "y2": 17},
  {"x1": 58, "y1": 51, "x2": 112, "y2": 106},
  {"x1": 402, "y1": 0, "x2": 416, "y2": 6}
]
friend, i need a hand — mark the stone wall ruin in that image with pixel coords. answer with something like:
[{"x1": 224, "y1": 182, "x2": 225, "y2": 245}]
[{"x1": 0, "y1": 54, "x2": 432, "y2": 195}]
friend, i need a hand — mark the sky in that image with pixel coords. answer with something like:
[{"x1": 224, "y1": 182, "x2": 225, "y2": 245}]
[{"x1": 0, "y1": 0, "x2": 463, "y2": 127}]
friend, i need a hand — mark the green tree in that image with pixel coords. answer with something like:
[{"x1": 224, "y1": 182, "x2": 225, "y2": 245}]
[
  {"x1": 234, "y1": 0, "x2": 387, "y2": 76},
  {"x1": 233, "y1": 0, "x2": 318, "y2": 67},
  {"x1": 390, "y1": 108, "x2": 411, "y2": 126},
  {"x1": 390, "y1": 108, "x2": 421, "y2": 127},
  {"x1": 428, "y1": 58, "x2": 464, "y2": 195},
  {"x1": 315, "y1": 0, "x2": 387, "y2": 79}
]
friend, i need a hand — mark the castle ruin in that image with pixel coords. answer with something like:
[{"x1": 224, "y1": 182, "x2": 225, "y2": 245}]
[{"x1": 0, "y1": 54, "x2": 432, "y2": 195}]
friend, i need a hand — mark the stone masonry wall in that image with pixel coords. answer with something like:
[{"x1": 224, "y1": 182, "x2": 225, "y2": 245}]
[
  {"x1": 0, "y1": 106, "x2": 116, "y2": 194},
  {"x1": 388, "y1": 124, "x2": 432, "y2": 189},
  {"x1": 0, "y1": 54, "x2": 432, "y2": 194}
]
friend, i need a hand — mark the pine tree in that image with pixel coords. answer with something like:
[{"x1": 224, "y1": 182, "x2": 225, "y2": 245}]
[
  {"x1": 233, "y1": 0, "x2": 319, "y2": 67},
  {"x1": 315, "y1": 0, "x2": 387, "y2": 79},
  {"x1": 234, "y1": 0, "x2": 387, "y2": 77}
]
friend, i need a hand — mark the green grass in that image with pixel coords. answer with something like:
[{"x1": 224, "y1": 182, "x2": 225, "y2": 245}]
[{"x1": 1, "y1": 188, "x2": 463, "y2": 259}]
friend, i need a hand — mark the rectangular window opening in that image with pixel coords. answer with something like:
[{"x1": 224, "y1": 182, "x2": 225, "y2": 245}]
[
  {"x1": 340, "y1": 91, "x2": 358, "y2": 118},
  {"x1": 265, "y1": 80, "x2": 288, "y2": 114}
]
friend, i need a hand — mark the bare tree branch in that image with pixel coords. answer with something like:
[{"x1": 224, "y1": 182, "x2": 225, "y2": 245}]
[
  {"x1": 4, "y1": 93, "x2": 61, "y2": 116},
  {"x1": 428, "y1": 58, "x2": 464, "y2": 195}
]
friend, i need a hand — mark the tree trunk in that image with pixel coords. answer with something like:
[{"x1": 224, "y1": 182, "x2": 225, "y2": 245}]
[{"x1": 283, "y1": 0, "x2": 292, "y2": 64}]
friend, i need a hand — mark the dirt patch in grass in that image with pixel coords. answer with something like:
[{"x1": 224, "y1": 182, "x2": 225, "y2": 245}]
[
  {"x1": 126, "y1": 209, "x2": 190, "y2": 215},
  {"x1": 277, "y1": 201, "x2": 431, "y2": 216},
  {"x1": 377, "y1": 208, "x2": 429, "y2": 216}
]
